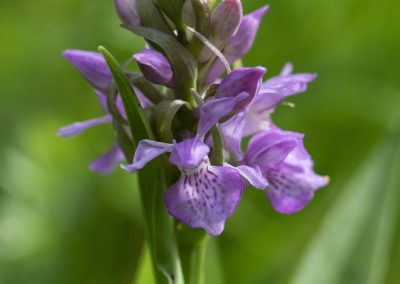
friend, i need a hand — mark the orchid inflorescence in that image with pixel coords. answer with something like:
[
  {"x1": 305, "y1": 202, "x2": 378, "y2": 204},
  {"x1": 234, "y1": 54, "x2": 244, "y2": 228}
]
[{"x1": 59, "y1": 0, "x2": 328, "y2": 237}]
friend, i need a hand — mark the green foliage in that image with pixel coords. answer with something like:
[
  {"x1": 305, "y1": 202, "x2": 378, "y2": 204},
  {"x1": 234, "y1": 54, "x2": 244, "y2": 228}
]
[{"x1": 0, "y1": 0, "x2": 400, "y2": 283}]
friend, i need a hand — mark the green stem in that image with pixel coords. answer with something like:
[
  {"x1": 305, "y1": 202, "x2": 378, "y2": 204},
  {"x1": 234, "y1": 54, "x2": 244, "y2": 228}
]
[{"x1": 177, "y1": 225, "x2": 208, "y2": 284}]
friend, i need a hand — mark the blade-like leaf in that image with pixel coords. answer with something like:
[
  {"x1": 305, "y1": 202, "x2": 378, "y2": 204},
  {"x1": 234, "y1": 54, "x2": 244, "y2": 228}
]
[
  {"x1": 151, "y1": 99, "x2": 187, "y2": 142},
  {"x1": 99, "y1": 46, "x2": 184, "y2": 284},
  {"x1": 122, "y1": 25, "x2": 197, "y2": 104},
  {"x1": 290, "y1": 130, "x2": 400, "y2": 284}
]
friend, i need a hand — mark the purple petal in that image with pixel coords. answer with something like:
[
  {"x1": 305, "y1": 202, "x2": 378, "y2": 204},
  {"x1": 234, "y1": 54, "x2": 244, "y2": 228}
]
[
  {"x1": 95, "y1": 90, "x2": 109, "y2": 113},
  {"x1": 197, "y1": 93, "x2": 249, "y2": 139},
  {"x1": 169, "y1": 139, "x2": 210, "y2": 168},
  {"x1": 253, "y1": 64, "x2": 317, "y2": 110},
  {"x1": 219, "y1": 111, "x2": 247, "y2": 160},
  {"x1": 225, "y1": 5, "x2": 269, "y2": 59},
  {"x1": 242, "y1": 108, "x2": 273, "y2": 137},
  {"x1": 57, "y1": 115, "x2": 112, "y2": 138},
  {"x1": 133, "y1": 49, "x2": 174, "y2": 88},
  {"x1": 199, "y1": 0, "x2": 243, "y2": 62},
  {"x1": 265, "y1": 161, "x2": 328, "y2": 214},
  {"x1": 224, "y1": 163, "x2": 268, "y2": 189},
  {"x1": 132, "y1": 85, "x2": 153, "y2": 108},
  {"x1": 211, "y1": 0, "x2": 242, "y2": 44},
  {"x1": 90, "y1": 144, "x2": 125, "y2": 174},
  {"x1": 63, "y1": 50, "x2": 112, "y2": 90},
  {"x1": 204, "y1": 6, "x2": 269, "y2": 85},
  {"x1": 114, "y1": 0, "x2": 140, "y2": 26},
  {"x1": 164, "y1": 158, "x2": 243, "y2": 236},
  {"x1": 244, "y1": 129, "x2": 299, "y2": 171},
  {"x1": 215, "y1": 67, "x2": 266, "y2": 109},
  {"x1": 121, "y1": 140, "x2": 174, "y2": 173}
]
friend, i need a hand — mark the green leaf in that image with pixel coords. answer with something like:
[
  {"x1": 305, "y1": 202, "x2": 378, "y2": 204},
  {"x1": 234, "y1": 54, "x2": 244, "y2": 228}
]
[
  {"x1": 122, "y1": 25, "x2": 197, "y2": 104},
  {"x1": 188, "y1": 0, "x2": 211, "y2": 56},
  {"x1": 99, "y1": 46, "x2": 184, "y2": 284},
  {"x1": 151, "y1": 99, "x2": 188, "y2": 142},
  {"x1": 290, "y1": 130, "x2": 400, "y2": 284},
  {"x1": 155, "y1": 0, "x2": 185, "y2": 34},
  {"x1": 128, "y1": 73, "x2": 166, "y2": 104},
  {"x1": 136, "y1": 0, "x2": 173, "y2": 35}
]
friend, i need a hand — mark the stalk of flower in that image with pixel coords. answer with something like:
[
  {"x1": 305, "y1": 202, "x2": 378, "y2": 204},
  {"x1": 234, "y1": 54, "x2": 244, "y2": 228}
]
[{"x1": 59, "y1": 0, "x2": 329, "y2": 283}]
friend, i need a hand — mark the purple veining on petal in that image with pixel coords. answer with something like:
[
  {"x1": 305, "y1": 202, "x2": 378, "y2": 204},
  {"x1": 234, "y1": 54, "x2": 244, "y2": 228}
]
[
  {"x1": 169, "y1": 138, "x2": 210, "y2": 168},
  {"x1": 244, "y1": 128, "x2": 328, "y2": 214},
  {"x1": 90, "y1": 144, "x2": 125, "y2": 174},
  {"x1": 57, "y1": 115, "x2": 113, "y2": 138},
  {"x1": 63, "y1": 50, "x2": 112, "y2": 90},
  {"x1": 133, "y1": 49, "x2": 175, "y2": 88},
  {"x1": 122, "y1": 140, "x2": 175, "y2": 173},
  {"x1": 164, "y1": 158, "x2": 243, "y2": 236}
]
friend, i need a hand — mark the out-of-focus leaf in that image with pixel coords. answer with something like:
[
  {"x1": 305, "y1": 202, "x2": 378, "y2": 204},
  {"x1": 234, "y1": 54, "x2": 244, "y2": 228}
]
[
  {"x1": 151, "y1": 99, "x2": 187, "y2": 142},
  {"x1": 122, "y1": 25, "x2": 197, "y2": 103},
  {"x1": 99, "y1": 47, "x2": 183, "y2": 284},
  {"x1": 290, "y1": 130, "x2": 400, "y2": 284}
]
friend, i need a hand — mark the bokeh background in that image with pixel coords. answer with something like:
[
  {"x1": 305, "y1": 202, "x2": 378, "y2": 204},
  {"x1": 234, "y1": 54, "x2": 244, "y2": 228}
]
[{"x1": 1, "y1": 0, "x2": 399, "y2": 283}]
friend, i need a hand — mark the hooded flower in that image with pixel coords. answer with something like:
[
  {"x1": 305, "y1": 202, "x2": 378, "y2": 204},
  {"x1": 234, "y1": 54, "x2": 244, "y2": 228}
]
[{"x1": 243, "y1": 128, "x2": 328, "y2": 213}]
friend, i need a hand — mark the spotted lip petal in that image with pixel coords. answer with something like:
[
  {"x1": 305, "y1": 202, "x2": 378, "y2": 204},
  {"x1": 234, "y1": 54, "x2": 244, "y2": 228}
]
[
  {"x1": 133, "y1": 49, "x2": 175, "y2": 88},
  {"x1": 63, "y1": 50, "x2": 112, "y2": 90},
  {"x1": 164, "y1": 158, "x2": 243, "y2": 236}
]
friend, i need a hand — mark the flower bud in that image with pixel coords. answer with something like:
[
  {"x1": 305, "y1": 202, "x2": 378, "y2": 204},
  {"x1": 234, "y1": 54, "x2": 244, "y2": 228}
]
[
  {"x1": 133, "y1": 49, "x2": 175, "y2": 88},
  {"x1": 63, "y1": 50, "x2": 112, "y2": 90},
  {"x1": 114, "y1": 0, "x2": 140, "y2": 26},
  {"x1": 211, "y1": 0, "x2": 242, "y2": 44},
  {"x1": 199, "y1": 0, "x2": 242, "y2": 62}
]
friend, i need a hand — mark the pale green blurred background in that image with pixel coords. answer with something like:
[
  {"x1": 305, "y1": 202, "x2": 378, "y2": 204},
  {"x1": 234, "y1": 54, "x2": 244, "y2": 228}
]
[{"x1": 1, "y1": 0, "x2": 400, "y2": 283}]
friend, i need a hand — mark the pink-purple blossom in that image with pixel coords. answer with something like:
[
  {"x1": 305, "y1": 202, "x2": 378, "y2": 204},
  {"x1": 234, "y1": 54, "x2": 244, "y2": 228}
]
[{"x1": 60, "y1": 2, "x2": 328, "y2": 236}]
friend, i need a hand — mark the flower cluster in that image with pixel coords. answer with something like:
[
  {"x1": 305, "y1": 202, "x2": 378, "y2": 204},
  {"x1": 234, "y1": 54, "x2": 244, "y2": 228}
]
[{"x1": 59, "y1": 0, "x2": 328, "y2": 236}]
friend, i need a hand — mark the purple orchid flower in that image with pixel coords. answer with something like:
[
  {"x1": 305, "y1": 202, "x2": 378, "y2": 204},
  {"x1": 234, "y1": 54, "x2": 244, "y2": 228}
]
[
  {"x1": 219, "y1": 63, "x2": 316, "y2": 161},
  {"x1": 243, "y1": 128, "x2": 328, "y2": 213},
  {"x1": 243, "y1": 63, "x2": 317, "y2": 136},
  {"x1": 59, "y1": 49, "x2": 139, "y2": 174},
  {"x1": 122, "y1": 137, "x2": 267, "y2": 236},
  {"x1": 205, "y1": 5, "x2": 269, "y2": 85}
]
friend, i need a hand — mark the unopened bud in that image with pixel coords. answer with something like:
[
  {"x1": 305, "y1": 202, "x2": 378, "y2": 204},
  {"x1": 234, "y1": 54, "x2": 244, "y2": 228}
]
[{"x1": 114, "y1": 0, "x2": 140, "y2": 26}]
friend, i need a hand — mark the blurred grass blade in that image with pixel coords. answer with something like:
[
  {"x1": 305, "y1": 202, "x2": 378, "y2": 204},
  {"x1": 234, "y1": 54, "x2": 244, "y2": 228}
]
[
  {"x1": 290, "y1": 131, "x2": 400, "y2": 284},
  {"x1": 99, "y1": 46, "x2": 183, "y2": 284}
]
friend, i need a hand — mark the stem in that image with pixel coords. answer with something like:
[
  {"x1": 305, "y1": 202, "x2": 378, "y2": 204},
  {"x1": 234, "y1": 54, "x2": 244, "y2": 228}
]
[{"x1": 176, "y1": 225, "x2": 208, "y2": 284}]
